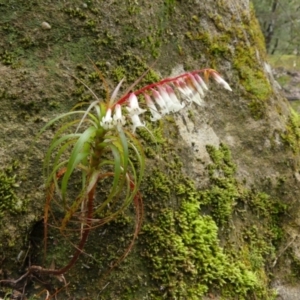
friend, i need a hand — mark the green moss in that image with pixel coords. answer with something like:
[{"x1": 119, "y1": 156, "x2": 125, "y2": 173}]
[
  {"x1": 140, "y1": 143, "x2": 280, "y2": 299},
  {"x1": 0, "y1": 50, "x2": 18, "y2": 67},
  {"x1": 185, "y1": 5, "x2": 271, "y2": 119},
  {"x1": 233, "y1": 44, "x2": 271, "y2": 102},
  {"x1": 248, "y1": 98, "x2": 266, "y2": 120},
  {"x1": 202, "y1": 144, "x2": 238, "y2": 225},
  {"x1": 142, "y1": 177, "x2": 275, "y2": 299},
  {"x1": 0, "y1": 163, "x2": 24, "y2": 217},
  {"x1": 232, "y1": 7, "x2": 272, "y2": 119},
  {"x1": 143, "y1": 207, "x2": 261, "y2": 299},
  {"x1": 281, "y1": 108, "x2": 300, "y2": 153},
  {"x1": 115, "y1": 53, "x2": 160, "y2": 86}
]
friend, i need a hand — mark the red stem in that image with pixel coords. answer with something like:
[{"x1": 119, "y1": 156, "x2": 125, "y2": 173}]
[{"x1": 28, "y1": 184, "x2": 96, "y2": 276}]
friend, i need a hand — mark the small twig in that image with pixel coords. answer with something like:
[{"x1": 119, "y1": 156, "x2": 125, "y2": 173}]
[
  {"x1": 272, "y1": 236, "x2": 297, "y2": 267},
  {"x1": 97, "y1": 282, "x2": 110, "y2": 298},
  {"x1": 0, "y1": 270, "x2": 30, "y2": 288}
]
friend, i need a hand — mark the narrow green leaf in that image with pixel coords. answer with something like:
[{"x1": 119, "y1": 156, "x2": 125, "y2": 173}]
[{"x1": 61, "y1": 126, "x2": 96, "y2": 199}]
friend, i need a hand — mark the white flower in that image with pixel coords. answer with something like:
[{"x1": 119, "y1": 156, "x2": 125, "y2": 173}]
[
  {"x1": 151, "y1": 88, "x2": 169, "y2": 115},
  {"x1": 156, "y1": 85, "x2": 183, "y2": 113},
  {"x1": 113, "y1": 104, "x2": 126, "y2": 128},
  {"x1": 194, "y1": 74, "x2": 208, "y2": 91},
  {"x1": 100, "y1": 108, "x2": 113, "y2": 129},
  {"x1": 144, "y1": 93, "x2": 162, "y2": 121},
  {"x1": 130, "y1": 114, "x2": 145, "y2": 133},
  {"x1": 165, "y1": 85, "x2": 185, "y2": 112},
  {"x1": 175, "y1": 79, "x2": 193, "y2": 102},
  {"x1": 188, "y1": 74, "x2": 204, "y2": 97},
  {"x1": 126, "y1": 93, "x2": 147, "y2": 116},
  {"x1": 212, "y1": 72, "x2": 232, "y2": 91},
  {"x1": 175, "y1": 79, "x2": 202, "y2": 105}
]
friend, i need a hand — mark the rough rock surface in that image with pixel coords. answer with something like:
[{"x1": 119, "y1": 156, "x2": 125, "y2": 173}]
[{"x1": 0, "y1": 0, "x2": 300, "y2": 299}]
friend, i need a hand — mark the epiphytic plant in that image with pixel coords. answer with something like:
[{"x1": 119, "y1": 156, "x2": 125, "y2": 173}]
[{"x1": 0, "y1": 67, "x2": 231, "y2": 292}]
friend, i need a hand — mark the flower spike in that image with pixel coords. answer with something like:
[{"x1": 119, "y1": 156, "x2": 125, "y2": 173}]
[
  {"x1": 157, "y1": 85, "x2": 183, "y2": 112},
  {"x1": 107, "y1": 68, "x2": 232, "y2": 132},
  {"x1": 188, "y1": 73, "x2": 204, "y2": 97}
]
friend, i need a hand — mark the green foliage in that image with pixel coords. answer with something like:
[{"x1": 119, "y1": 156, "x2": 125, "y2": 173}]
[
  {"x1": 253, "y1": 0, "x2": 300, "y2": 54},
  {"x1": 38, "y1": 81, "x2": 146, "y2": 275},
  {"x1": 43, "y1": 108, "x2": 143, "y2": 223}
]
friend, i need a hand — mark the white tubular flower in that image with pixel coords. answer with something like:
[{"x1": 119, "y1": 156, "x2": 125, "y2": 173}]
[
  {"x1": 165, "y1": 85, "x2": 185, "y2": 112},
  {"x1": 100, "y1": 108, "x2": 113, "y2": 129},
  {"x1": 194, "y1": 74, "x2": 208, "y2": 91},
  {"x1": 126, "y1": 93, "x2": 147, "y2": 116},
  {"x1": 175, "y1": 79, "x2": 203, "y2": 105},
  {"x1": 113, "y1": 104, "x2": 126, "y2": 127},
  {"x1": 212, "y1": 72, "x2": 232, "y2": 91},
  {"x1": 188, "y1": 74, "x2": 204, "y2": 97},
  {"x1": 186, "y1": 77, "x2": 204, "y2": 106},
  {"x1": 144, "y1": 93, "x2": 162, "y2": 121},
  {"x1": 130, "y1": 113, "x2": 145, "y2": 133},
  {"x1": 151, "y1": 88, "x2": 169, "y2": 115},
  {"x1": 156, "y1": 85, "x2": 181, "y2": 113},
  {"x1": 175, "y1": 79, "x2": 192, "y2": 102}
]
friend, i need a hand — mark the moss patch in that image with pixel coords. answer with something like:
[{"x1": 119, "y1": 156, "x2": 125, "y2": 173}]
[
  {"x1": 281, "y1": 108, "x2": 300, "y2": 154},
  {"x1": 184, "y1": 4, "x2": 272, "y2": 119},
  {"x1": 0, "y1": 162, "x2": 25, "y2": 217},
  {"x1": 138, "y1": 143, "x2": 282, "y2": 299},
  {"x1": 142, "y1": 200, "x2": 262, "y2": 299}
]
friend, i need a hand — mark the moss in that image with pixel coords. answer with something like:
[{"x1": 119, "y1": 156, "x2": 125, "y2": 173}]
[
  {"x1": 71, "y1": 53, "x2": 161, "y2": 106},
  {"x1": 233, "y1": 44, "x2": 271, "y2": 102},
  {"x1": 139, "y1": 143, "x2": 280, "y2": 299},
  {"x1": 142, "y1": 175, "x2": 276, "y2": 299},
  {"x1": 202, "y1": 144, "x2": 238, "y2": 225},
  {"x1": 288, "y1": 250, "x2": 300, "y2": 283},
  {"x1": 232, "y1": 7, "x2": 272, "y2": 119},
  {"x1": 115, "y1": 53, "x2": 160, "y2": 86},
  {"x1": 0, "y1": 50, "x2": 18, "y2": 67},
  {"x1": 185, "y1": 4, "x2": 272, "y2": 119},
  {"x1": 281, "y1": 108, "x2": 300, "y2": 154},
  {"x1": 0, "y1": 162, "x2": 25, "y2": 217},
  {"x1": 143, "y1": 207, "x2": 261, "y2": 299},
  {"x1": 248, "y1": 98, "x2": 266, "y2": 120}
]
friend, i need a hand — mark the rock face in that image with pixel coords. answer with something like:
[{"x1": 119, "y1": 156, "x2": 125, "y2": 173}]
[{"x1": 0, "y1": 0, "x2": 300, "y2": 299}]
